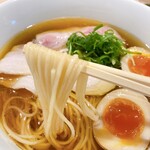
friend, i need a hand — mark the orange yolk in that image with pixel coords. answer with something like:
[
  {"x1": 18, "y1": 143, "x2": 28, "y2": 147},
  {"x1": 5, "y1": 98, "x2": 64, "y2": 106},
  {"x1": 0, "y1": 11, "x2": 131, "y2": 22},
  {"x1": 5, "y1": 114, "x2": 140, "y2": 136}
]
[
  {"x1": 128, "y1": 54, "x2": 150, "y2": 76},
  {"x1": 102, "y1": 98, "x2": 145, "y2": 139}
]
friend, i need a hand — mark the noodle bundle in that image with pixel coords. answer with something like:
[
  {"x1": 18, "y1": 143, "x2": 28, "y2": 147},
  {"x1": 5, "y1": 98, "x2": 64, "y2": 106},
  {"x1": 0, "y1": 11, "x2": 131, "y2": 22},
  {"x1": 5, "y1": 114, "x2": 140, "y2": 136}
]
[{"x1": 23, "y1": 43, "x2": 98, "y2": 149}]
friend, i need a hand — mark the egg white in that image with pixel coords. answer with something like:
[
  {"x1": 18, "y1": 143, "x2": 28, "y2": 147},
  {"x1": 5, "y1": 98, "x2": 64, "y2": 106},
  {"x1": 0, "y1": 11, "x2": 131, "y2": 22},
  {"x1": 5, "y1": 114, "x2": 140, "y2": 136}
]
[
  {"x1": 93, "y1": 88, "x2": 150, "y2": 150},
  {"x1": 121, "y1": 47, "x2": 150, "y2": 73}
]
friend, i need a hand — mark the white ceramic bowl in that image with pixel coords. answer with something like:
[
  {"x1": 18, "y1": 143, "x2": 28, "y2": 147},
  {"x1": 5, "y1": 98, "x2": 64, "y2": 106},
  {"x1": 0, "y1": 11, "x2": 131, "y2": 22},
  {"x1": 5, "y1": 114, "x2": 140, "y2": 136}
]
[{"x1": 0, "y1": 0, "x2": 150, "y2": 149}]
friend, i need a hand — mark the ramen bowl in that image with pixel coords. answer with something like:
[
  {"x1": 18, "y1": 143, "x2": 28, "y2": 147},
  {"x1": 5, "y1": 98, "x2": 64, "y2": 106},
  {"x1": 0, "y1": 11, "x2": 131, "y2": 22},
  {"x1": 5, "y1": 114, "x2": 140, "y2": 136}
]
[{"x1": 0, "y1": 0, "x2": 150, "y2": 149}]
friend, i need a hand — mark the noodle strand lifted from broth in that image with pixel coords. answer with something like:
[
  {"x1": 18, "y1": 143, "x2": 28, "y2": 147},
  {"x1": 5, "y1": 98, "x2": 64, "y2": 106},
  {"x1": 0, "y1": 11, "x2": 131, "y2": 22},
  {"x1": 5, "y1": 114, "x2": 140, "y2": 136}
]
[{"x1": 21, "y1": 42, "x2": 98, "y2": 149}]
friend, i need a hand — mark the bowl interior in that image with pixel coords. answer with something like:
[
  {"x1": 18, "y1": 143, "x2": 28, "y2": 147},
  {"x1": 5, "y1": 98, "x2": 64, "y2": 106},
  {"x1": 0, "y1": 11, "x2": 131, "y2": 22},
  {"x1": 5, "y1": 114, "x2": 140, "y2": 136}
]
[{"x1": 0, "y1": 0, "x2": 150, "y2": 150}]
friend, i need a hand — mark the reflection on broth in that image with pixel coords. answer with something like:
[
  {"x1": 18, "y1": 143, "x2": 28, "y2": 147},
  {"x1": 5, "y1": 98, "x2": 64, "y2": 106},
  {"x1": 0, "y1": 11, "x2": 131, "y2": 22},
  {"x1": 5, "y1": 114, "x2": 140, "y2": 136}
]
[{"x1": 0, "y1": 18, "x2": 150, "y2": 150}]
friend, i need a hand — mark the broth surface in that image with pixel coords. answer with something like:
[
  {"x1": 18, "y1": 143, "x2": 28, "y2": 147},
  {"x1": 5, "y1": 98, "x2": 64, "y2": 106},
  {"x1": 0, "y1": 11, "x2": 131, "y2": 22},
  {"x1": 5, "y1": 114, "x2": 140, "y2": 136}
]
[
  {"x1": 0, "y1": 18, "x2": 149, "y2": 150},
  {"x1": 0, "y1": 18, "x2": 149, "y2": 59}
]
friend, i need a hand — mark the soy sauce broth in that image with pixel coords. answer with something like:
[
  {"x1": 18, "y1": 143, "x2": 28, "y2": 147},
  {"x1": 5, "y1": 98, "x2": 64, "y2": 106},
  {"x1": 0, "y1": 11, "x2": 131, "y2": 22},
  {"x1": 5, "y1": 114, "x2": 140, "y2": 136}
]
[{"x1": 0, "y1": 17, "x2": 149, "y2": 59}]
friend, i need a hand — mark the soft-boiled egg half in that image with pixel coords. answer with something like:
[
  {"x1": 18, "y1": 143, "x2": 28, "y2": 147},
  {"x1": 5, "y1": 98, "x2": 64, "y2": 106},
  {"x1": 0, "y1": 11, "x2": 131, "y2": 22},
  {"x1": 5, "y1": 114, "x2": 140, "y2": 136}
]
[
  {"x1": 121, "y1": 47, "x2": 150, "y2": 77},
  {"x1": 93, "y1": 88, "x2": 150, "y2": 150}
]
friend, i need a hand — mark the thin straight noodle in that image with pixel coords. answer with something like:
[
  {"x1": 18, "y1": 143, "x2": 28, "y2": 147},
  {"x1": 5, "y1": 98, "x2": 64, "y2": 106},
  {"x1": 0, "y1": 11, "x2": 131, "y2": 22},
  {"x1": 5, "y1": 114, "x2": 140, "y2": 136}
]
[
  {"x1": 65, "y1": 110, "x2": 79, "y2": 149},
  {"x1": 28, "y1": 121, "x2": 44, "y2": 136},
  {"x1": 43, "y1": 53, "x2": 52, "y2": 107},
  {"x1": 76, "y1": 73, "x2": 98, "y2": 121},
  {"x1": 50, "y1": 105, "x2": 75, "y2": 145},
  {"x1": 76, "y1": 114, "x2": 87, "y2": 149},
  {"x1": 63, "y1": 105, "x2": 72, "y2": 138},
  {"x1": 54, "y1": 57, "x2": 84, "y2": 133},
  {"x1": 74, "y1": 115, "x2": 87, "y2": 150},
  {"x1": 85, "y1": 99, "x2": 99, "y2": 114},
  {"x1": 62, "y1": 101, "x2": 81, "y2": 149},
  {"x1": 54, "y1": 105, "x2": 75, "y2": 141},
  {"x1": 26, "y1": 48, "x2": 48, "y2": 130},
  {"x1": 20, "y1": 117, "x2": 26, "y2": 135},
  {"x1": 57, "y1": 56, "x2": 83, "y2": 108},
  {"x1": 87, "y1": 119, "x2": 94, "y2": 150},
  {"x1": 68, "y1": 97, "x2": 98, "y2": 150},
  {"x1": 35, "y1": 121, "x2": 44, "y2": 133},
  {"x1": 48, "y1": 54, "x2": 68, "y2": 136},
  {"x1": 28, "y1": 52, "x2": 52, "y2": 141},
  {"x1": 65, "y1": 99, "x2": 87, "y2": 150},
  {"x1": 67, "y1": 102, "x2": 73, "y2": 123},
  {"x1": 2, "y1": 103, "x2": 45, "y2": 145},
  {"x1": 37, "y1": 53, "x2": 48, "y2": 127},
  {"x1": 25, "y1": 145, "x2": 34, "y2": 150},
  {"x1": 59, "y1": 95, "x2": 88, "y2": 149},
  {"x1": 25, "y1": 118, "x2": 42, "y2": 138},
  {"x1": 46, "y1": 70, "x2": 58, "y2": 139},
  {"x1": 15, "y1": 113, "x2": 21, "y2": 132},
  {"x1": 31, "y1": 50, "x2": 51, "y2": 135},
  {"x1": 23, "y1": 118, "x2": 31, "y2": 136},
  {"x1": 22, "y1": 118, "x2": 32, "y2": 137},
  {"x1": 89, "y1": 122, "x2": 98, "y2": 150},
  {"x1": 67, "y1": 98, "x2": 84, "y2": 114},
  {"x1": 81, "y1": 116, "x2": 90, "y2": 148},
  {"x1": 48, "y1": 71, "x2": 77, "y2": 146},
  {"x1": 49, "y1": 69, "x2": 64, "y2": 138},
  {"x1": 55, "y1": 69, "x2": 81, "y2": 136},
  {"x1": 37, "y1": 50, "x2": 50, "y2": 124},
  {"x1": 53, "y1": 76, "x2": 76, "y2": 136}
]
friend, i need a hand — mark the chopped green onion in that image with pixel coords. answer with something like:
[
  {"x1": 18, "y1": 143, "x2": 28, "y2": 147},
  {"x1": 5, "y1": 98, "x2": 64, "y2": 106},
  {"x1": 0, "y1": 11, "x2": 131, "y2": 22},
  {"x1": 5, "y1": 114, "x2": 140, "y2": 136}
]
[{"x1": 66, "y1": 25, "x2": 127, "y2": 69}]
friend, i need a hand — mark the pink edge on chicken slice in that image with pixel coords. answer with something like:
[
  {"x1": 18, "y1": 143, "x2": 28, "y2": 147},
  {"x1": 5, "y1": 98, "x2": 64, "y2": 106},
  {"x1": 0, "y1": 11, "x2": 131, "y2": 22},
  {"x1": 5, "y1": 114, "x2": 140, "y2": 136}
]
[{"x1": 35, "y1": 26, "x2": 123, "y2": 50}]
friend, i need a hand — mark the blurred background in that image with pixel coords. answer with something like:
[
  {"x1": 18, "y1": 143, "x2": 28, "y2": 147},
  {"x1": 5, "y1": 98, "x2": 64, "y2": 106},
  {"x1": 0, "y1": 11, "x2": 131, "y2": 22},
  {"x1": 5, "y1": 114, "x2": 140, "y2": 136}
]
[{"x1": 0, "y1": 0, "x2": 150, "y2": 5}]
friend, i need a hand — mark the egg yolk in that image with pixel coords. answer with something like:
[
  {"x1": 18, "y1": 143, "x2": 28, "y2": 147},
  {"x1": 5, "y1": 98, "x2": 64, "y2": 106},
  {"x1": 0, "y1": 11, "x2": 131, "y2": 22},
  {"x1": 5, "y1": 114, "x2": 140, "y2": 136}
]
[
  {"x1": 128, "y1": 54, "x2": 150, "y2": 76},
  {"x1": 102, "y1": 98, "x2": 145, "y2": 139}
]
